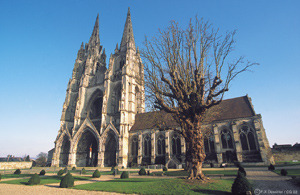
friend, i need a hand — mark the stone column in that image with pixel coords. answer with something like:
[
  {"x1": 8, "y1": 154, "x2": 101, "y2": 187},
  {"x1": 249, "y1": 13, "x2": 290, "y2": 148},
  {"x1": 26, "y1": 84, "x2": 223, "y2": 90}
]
[
  {"x1": 213, "y1": 124, "x2": 223, "y2": 164},
  {"x1": 138, "y1": 132, "x2": 142, "y2": 165},
  {"x1": 165, "y1": 131, "x2": 170, "y2": 163},
  {"x1": 51, "y1": 150, "x2": 59, "y2": 167},
  {"x1": 180, "y1": 136, "x2": 186, "y2": 164},
  {"x1": 151, "y1": 130, "x2": 156, "y2": 164},
  {"x1": 232, "y1": 121, "x2": 243, "y2": 162},
  {"x1": 68, "y1": 152, "x2": 76, "y2": 167}
]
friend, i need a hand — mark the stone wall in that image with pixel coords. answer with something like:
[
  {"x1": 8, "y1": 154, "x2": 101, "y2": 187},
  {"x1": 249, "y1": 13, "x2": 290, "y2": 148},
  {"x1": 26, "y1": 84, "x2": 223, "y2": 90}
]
[
  {"x1": 272, "y1": 149, "x2": 300, "y2": 162},
  {"x1": 0, "y1": 162, "x2": 32, "y2": 170}
]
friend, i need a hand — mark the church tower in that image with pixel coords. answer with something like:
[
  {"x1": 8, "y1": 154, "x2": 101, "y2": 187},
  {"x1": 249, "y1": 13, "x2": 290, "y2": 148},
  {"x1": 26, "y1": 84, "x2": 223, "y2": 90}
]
[
  {"x1": 101, "y1": 8, "x2": 145, "y2": 167},
  {"x1": 52, "y1": 9, "x2": 144, "y2": 168}
]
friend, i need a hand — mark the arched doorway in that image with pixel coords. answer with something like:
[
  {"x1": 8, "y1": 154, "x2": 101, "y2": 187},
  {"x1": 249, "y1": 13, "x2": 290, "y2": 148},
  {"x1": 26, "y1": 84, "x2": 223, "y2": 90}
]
[
  {"x1": 76, "y1": 130, "x2": 98, "y2": 167},
  {"x1": 59, "y1": 135, "x2": 70, "y2": 166},
  {"x1": 104, "y1": 132, "x2": 117, "y2": 167}
]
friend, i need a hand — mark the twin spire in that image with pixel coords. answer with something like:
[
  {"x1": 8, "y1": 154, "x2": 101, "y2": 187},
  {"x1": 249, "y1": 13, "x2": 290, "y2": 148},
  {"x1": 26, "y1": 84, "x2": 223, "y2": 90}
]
[{"x1": 88, "y1": 8, "x2": 136, "y2": 52}]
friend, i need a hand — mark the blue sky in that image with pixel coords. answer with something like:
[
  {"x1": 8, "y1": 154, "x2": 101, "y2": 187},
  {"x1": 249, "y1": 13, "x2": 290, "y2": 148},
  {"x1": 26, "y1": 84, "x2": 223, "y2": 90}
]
[{"x1": 0, "y1": 0, "x2": 299, "y2": 157}]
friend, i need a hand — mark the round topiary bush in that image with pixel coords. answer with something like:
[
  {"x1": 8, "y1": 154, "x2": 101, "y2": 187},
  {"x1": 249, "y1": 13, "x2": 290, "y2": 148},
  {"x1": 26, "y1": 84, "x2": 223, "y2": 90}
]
[
  {"x1": 60, "y1": 173, "x2": 74, "y2": 188},
  {"x1": 231, "y1": 171, "x2": 253, "y2": 195},
  {"x1": 268, "y1": 164, "x2": 275, "y2": 171},
  {"x1": 81, "y1": 168, "x2": 86, "y2": 174},
  {"x1": 64, "y1": 167, "x2": 68, "y2": 173},
  {"x1": 163, "y1": 167, "x2": 168, "y2": 172},
  {"x1": 14, "y1": 169, "x2": 21, "y2": 175},
  {"x1": 57, "y1": 169, "x2": 64, "y2": 176},
  {"x1": 39, "y1": 170, "x2": 46, "y2": 175},
  {"x1": 139, "y1": 167, "x2": 146, "y2": 175},
  {"x1": 281, "y1": 169, "x2": 288, "y2": 176},
  {"x1": 72, "y1": 167, "x2": 76, "y2": 171},
  {"x1": 92, "y1": 169, "x2": 101, "y2": 178},
  {"x1": 28, "y1": 173, "x2": 40, "y2": 185},
  {"x1": 238, "y1": 166, "x2": 246, "y2": 177},
  {"x1": 120, "y1": 171, "x2": 129, "y2": 179}
]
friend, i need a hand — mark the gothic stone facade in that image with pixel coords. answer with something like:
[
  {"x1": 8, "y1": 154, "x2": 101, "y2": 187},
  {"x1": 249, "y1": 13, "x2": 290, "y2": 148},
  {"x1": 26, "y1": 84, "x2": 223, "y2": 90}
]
[{"x1": 51, "y1": 9, "x2": 274, "y2": 168}]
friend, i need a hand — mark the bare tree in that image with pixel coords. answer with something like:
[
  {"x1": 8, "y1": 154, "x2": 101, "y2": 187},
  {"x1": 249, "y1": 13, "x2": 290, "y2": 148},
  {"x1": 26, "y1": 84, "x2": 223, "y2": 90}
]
[
  {"x1": 141, "y1": 17, "x2": 257, "y2": 180},
  {"x1": 35, "y1": 152, "x2": 47, "y2": 167}
]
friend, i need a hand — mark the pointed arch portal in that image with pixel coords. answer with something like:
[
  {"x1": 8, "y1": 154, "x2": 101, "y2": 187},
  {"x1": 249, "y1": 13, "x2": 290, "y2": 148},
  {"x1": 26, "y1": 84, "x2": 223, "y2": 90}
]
[
  {"x1": 59, "y1": 135, "x2": 70, "y2": 166},
  {"x1": 76, "y1": 130, "x2": 98, "y2": 167},
  {"x1": 104, "y1": 131, "x2": 117, "y2": 167}
]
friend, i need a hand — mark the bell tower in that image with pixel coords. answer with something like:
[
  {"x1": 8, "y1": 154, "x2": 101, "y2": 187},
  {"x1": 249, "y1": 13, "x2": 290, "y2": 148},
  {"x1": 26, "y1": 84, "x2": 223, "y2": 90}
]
[{"x1": 101, "y1": 8, "x2": 145, "y2": 167}]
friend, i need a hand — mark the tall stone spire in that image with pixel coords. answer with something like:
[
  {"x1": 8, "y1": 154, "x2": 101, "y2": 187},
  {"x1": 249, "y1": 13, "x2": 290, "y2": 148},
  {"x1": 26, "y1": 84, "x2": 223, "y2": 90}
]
[
  {"x1": 120, "y1": 8, "x2": 136, "y2": 52},
  {"x1": 88, "y1": 14, "x2": 100, "y2": 47}
]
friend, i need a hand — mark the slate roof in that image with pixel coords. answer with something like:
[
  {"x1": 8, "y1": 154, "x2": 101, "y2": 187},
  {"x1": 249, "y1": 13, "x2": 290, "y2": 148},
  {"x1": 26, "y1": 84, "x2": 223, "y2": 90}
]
[{"x1": 130, "y1": 96, "x2": 256, "y2": 132}]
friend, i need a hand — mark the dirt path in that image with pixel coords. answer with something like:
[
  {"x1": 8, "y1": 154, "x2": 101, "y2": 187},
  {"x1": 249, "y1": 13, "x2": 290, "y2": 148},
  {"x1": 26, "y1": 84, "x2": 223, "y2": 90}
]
[
  {"x1": 0, "y1": 183, "x2": 124, "y2": 195},
  {"x1": 246, "y1": 167, "x2": 300, "y2": 195}
]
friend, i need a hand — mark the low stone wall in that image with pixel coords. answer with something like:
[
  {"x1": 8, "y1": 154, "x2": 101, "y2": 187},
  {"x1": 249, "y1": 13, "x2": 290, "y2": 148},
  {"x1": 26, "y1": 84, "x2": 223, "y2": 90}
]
[
  {"x1": 272, "y1": 149, "x2": 300, "y2": 162},
  {"x1": 0, "y1": 162, "x2": 32, "y2": 170}
]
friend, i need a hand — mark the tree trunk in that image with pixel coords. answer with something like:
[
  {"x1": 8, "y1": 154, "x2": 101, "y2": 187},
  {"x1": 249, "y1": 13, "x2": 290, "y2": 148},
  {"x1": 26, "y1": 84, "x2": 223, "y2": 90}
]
[{"x1": 185, "y1": 125, "x2": 209, "y2": 180}]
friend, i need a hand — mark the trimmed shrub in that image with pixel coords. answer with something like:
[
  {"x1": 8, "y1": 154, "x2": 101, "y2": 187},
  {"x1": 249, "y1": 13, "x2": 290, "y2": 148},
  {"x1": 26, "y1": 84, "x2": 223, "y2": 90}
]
[
  {"x1": 39, "y1": 169, "x2": 46, "y2": 175},
  {"x1": 120, "y1": 171, "x2": 129, "y2": 179},
  {"x1": 281, "y1": 169, "x2": 288, "y2": 176},
  {"x1": 60, "y1": 173, "x2": 74, "y2": 188},
  {"x1": 238, "y1": 166, "x2": 246, "y2": 177},
  {"x1": 64, "y1": 167, "x2": 68, "y2": 173},
  {"x1": 0, "y1": 174, "x2": 2, "y2": 181},
  {"x1": 92, "y1": 169, "x2": 101, "y2": 178},
  {"x1": 163, "y1": 167, "x2": 168, "y2": 172},
  {"x1": 28, "y1": 173, "x2": 40, "y2": 185},
  {"x1": 72, "y1": 167, "x2": 76, "y2": 171},
  {"x1": 57, "y1": 169, "x2": 64, "y2": 176},
  {"x1": 81, "y1": 168, "x2": 86, "y2": 174},
  {"x1": 231, "y1": 171, "x2": 253, "y2": 195},
  {"x1": 139, "y1": 167, "x2": 146, "y2": 175},
  {"x1": 268, "y1": 164, "x2": 275, "y2": 171},
  {"x1": 14, "y1": 169, "x2": 21, "y2": 174}
]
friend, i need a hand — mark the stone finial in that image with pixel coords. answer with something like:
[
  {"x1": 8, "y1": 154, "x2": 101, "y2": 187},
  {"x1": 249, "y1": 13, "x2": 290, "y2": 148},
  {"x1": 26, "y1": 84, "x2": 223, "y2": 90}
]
[{"x1": 115, "y1": 43, "x2": 119, "y2": 52}]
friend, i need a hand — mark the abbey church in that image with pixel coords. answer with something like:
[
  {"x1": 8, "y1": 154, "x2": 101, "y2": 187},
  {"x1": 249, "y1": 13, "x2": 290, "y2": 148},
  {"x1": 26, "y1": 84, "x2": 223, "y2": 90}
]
[{"x1": 51, "y1": 9, "x2": 274, "y2": 168}]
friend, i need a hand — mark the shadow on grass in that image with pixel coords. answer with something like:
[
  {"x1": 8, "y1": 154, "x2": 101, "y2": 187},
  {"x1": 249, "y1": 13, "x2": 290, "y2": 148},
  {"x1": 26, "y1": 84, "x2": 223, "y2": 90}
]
[
  {"x1": 108, "y1": 179, "x2": 162, "y2": 183},
  {"x1": 192, "y1": 189, "x2": 231, "y2": 195}
]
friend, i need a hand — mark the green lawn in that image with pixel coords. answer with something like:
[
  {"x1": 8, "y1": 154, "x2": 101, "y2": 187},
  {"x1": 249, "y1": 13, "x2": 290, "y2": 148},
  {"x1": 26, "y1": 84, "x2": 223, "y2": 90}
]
[
  {"x1": 0, "y1": 174, "x2": 33, "y2": 179},
  {"x1": 275, "y1": 161, "x2": 300, "y2": 167},
  {"x1": 273, "y1": 169, "x2": 300, "y2": 176},
  {"x1": 73, "y1": 178, "x2": 233, "y2": 194},
  {"x1": 152, "y1": 170, "x2": 238, "y2": 177},
  {"x1": 0, "y1": 175, "x2": 90, "y2": 185}
]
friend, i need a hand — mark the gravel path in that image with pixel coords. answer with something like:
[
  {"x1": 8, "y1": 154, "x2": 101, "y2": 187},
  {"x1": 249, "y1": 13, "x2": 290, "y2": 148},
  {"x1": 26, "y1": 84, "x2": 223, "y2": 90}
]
[
  {"x1": 247, "y1": 167, "x2": 300, "y2": 195},
  {"x1": 0, "y1": 183, "x2": 124, "y2": 195}
]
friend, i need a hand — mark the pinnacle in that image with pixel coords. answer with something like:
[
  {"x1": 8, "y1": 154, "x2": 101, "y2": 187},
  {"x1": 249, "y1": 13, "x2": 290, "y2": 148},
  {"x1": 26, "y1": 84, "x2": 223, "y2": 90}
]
[
  {"x1": 88, "y1": 14, "x2": 100, "y2": 46},
  {"x1": 120, "y1": 8, "x2": 135, "y2": 52}
]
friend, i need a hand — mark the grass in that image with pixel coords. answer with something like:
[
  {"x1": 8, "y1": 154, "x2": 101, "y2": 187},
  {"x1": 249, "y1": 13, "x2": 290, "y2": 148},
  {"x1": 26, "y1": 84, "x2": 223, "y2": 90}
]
[
  {"x1": 73, "y1": 178, "x2": 233, "y2": 194},
  {"x1": 152, "y1": 170, "x2": 238, "y2": 177},
  {"x1": 0, "y1": 175, "x2": 90, "y2": 185},
  {"x1": 273, "y1": 169, "x2": 300, "y2": 176},
  {"x1": 275, "y1": 161, "x2": 300, "y2": 167},
  {"x1": 0, "y1": 174, "x2": 33, "y2": 179}
]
